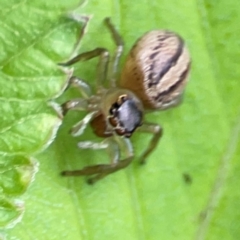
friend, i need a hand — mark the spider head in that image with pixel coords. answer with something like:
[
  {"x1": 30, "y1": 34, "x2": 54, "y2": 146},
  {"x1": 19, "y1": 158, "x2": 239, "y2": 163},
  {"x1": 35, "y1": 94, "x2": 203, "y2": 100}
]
[{"x1": 108, "y1": 94, "x2": 143, "y2": 138}]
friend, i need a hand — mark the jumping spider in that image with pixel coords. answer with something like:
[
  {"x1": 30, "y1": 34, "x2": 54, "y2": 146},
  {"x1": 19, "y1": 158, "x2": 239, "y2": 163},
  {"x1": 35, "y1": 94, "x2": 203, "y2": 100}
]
[{"x1": 59, "y1": 17, "x2": 191, "y2": 184}]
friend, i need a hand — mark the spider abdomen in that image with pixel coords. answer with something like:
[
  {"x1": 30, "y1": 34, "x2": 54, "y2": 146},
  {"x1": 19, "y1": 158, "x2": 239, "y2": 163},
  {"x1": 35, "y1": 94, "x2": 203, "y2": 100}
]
[{"x1": 120, "y1": 30, "x2": 191, "y2": 110}]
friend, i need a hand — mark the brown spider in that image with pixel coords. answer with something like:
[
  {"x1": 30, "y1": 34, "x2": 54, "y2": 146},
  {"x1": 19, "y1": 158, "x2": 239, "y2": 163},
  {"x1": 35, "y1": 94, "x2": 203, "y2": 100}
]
[{"x1": 58, "y1": 17, "x2": 191, "y2": 184}]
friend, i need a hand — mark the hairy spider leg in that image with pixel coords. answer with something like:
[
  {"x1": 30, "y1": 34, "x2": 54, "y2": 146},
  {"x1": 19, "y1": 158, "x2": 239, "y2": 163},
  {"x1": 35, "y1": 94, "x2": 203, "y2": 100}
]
[
  {"x1": 137, "y1": 123, "x2": 163, "y2": 164},
  {"x1": 104, "y1": 17, "x2": 124, "y2": 88},
  {"x1": 61, "y1": 137, "x2": 134, "y2": 184}
]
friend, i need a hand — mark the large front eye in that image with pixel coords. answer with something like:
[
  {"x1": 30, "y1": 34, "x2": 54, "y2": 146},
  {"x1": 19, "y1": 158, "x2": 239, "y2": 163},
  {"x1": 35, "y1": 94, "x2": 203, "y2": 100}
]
[
  {"x1": 117, "y1": 98, "x2": 142, "y2": 134},
  {"x1": 109, "y1": 104, "x2": 118, "y2": 115},
  {"x1": 108, "y1": 96, "x2": 143, "y2": 137}
]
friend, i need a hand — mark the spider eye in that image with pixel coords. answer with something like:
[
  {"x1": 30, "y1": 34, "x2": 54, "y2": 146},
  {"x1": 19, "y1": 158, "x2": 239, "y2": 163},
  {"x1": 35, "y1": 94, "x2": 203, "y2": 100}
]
[
  {"x1": 117, "y1": 98, "x2": 143, "y2": 135},
  {"x1": 108, "y1": 97, "x2": 143, "y2": 137},
  {"x1": 109, "y1": 102, "x2": 119, "y2": 115},
  {"x1": 109, "y1": 107, "x2": 114, "y2": 115}
]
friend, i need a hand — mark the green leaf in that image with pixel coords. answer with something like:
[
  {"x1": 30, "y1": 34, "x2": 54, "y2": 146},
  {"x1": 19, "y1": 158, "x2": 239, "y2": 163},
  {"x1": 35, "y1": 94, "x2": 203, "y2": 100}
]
[
  {"x1": 0, "y1": 0, "x2": 84, "y2": 229},
  {"x1": 3, "y1": 0, "x2": 240, "y2": 239},
  {"x1": 0, "y1": 198, "x2": 24, "y2": 229},
  {"x1": 0, "y1": 155, "x2": 37, "y2": 196}
]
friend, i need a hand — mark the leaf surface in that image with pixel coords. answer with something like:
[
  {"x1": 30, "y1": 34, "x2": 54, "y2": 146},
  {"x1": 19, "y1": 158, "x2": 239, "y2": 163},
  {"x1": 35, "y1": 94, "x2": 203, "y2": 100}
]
[
  {"x1": 0, "y1": 0, "x2": 84, "y2": 229},
  {"x1": 3, "y1": 0, "x2": 240, "y2": 239}
]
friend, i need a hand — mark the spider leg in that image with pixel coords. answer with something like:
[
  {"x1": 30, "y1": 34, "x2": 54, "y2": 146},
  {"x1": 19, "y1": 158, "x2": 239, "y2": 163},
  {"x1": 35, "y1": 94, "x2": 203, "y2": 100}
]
[
  {"x1": 88, "y1": 137, "x2": 133, "y2": 184},
  {"x1": 61, "y1": 137, "x2": 134, "y2": 184},
  {"x1": 104, "y1": 18, "x2": 124, "y2": 87},
  {"x1": 160, "y1": 93, "x2": 184, "y2": 110},
  {"x1": 67, "y1": 14, "x2": 90, "y2": 56},
  {"x1": 61, "y1": 98, "x2": 88, "y2": 116},
  {"x1": 70, "y1": 111, "x2": 99, "y2": 136},
  {"x1": 137, "y1": 123, "x2": 163, "y2": 164},
  {"x1": 66, "y1": 76, "x2": 92, "y2": 98},
  {"x1": 59, "y1": 48, "x2": 109, "y2": 91}
]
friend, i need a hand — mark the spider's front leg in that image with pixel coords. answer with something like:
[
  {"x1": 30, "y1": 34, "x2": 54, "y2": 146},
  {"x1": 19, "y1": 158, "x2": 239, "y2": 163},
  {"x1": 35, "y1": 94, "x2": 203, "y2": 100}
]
[
  {"x1": 59, "y1": 48, "x2": 109, "y2": 91},
  {"x1": 59, "y1": 18, "x2": 124, "y2": 90},
  {"x1": 61, "y1": 136, "x2": 134, "y2": 184},
  {"x1": 104, "y1": 17, "x2": 124, "y2": 87}
]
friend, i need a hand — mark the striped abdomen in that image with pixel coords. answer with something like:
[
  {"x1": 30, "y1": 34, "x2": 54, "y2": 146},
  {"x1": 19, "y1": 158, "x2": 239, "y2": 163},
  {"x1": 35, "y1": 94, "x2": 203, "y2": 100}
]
[{"x1": 120, "y1": 30, "x2": 191, "y2": 110}]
